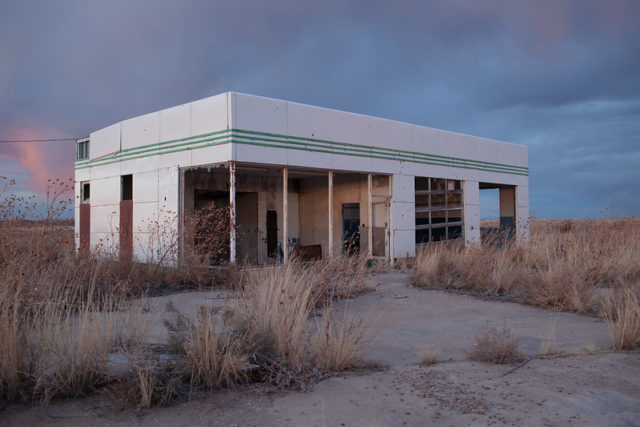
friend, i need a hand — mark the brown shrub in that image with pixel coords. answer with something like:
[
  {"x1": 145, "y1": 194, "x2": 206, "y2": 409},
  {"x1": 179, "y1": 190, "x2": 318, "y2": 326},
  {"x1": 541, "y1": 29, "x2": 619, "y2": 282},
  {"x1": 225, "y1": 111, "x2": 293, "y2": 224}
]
[
  {"x1": 467, "y1": 324, "x2": 524, "y2": 364},
  {"x1": 418, "y1": 348, "x2": 441, "y2": 366}
]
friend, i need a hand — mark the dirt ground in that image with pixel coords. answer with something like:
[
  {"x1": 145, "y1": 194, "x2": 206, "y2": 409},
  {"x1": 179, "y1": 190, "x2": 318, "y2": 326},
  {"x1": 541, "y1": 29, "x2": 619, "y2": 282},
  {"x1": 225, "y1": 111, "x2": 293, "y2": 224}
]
[{"x1": 3, "y1": 273, "x2": 639, "y2": 426}]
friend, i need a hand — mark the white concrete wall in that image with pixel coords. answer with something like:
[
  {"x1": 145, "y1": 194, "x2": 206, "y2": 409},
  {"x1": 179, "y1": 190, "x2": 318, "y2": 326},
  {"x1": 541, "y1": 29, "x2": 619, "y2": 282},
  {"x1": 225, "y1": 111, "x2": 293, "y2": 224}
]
[
  {"x1": 88, "y1": 176, "x2": 120, "y2": 254},
  {"x1": 229, "y1": 92, "x2": 528, "y2": 188},
  {"x1": 90, "y1": 123, "x2": 121, "y2": 160},
  {"x1": 78, "y1": 93, "x2": 231, "y2": 259}
]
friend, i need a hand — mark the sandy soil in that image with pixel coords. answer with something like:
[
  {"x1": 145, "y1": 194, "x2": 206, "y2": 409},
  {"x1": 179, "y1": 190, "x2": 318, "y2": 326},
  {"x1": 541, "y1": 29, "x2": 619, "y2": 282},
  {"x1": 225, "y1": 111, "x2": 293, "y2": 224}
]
[{"x1": 3, "y1": 273, "x2": 639, "y2": 426}]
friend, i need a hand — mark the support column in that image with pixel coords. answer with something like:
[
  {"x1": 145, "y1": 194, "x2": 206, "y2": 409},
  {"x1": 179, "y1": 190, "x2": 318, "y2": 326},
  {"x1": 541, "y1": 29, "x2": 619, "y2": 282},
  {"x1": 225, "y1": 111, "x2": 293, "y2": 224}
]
[
  {"x1": 386, "y1": 175, "x2": 392, "y2": 261},
  {"x1": 462, "y1": 180, "x2": 481, "y2": 246},
  {"x1": 328, "y1": 170, "x2": 334, "y2": 258},
  {"x1": 515, "y1": 185, "x2": 530, "y2": 244},
  {"x1": 179, "y1": 169, "x2": 185, "y2": 264},
  {"x1": 367, "y1": 173, "x2": 373, "y2": 258},
  {"x1": 390, "y1": 174, "x2": 415, "y2": 260},
  {"x1": 282, "y1": 167, "x2": 289, "y2": 263},
  {"x1": 229, "y1": 162, "x2": 236, "y2": 264},
  {"x1": 388, "y1": 175, "x2": 395, "y2": 265}
]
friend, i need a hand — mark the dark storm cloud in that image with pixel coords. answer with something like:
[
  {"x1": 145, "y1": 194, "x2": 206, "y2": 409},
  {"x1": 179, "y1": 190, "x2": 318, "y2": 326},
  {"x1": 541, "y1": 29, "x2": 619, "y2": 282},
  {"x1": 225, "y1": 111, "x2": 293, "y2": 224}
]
[{"x1": 1, "y1": 0, "x2": 639, "y2": 216}]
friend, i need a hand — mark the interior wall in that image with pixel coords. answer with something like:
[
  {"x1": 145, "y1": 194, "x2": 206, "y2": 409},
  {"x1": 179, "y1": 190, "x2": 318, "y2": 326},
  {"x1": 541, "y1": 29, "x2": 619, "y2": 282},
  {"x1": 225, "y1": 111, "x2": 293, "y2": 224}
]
[
  {"x1": 236, "y1": 192, "x2": 258, "y2": 263},
  {"x1": 298, "y1": 174, "x2": 389, "y2": 257}
]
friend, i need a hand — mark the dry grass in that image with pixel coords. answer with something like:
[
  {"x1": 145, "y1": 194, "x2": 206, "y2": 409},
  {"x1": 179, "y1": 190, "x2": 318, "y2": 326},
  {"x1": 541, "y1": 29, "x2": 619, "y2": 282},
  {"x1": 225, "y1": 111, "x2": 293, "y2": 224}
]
[
  {"x1": 0, "y1": 177, "x2": 372, "y2": 406},
  {"x1": 166, "y1": 305, "x2": 248, "y2": 389},
  {"x1": 602, "y1": 284, "x2": 640, "y2": 349},
  {"x1": 467, "y1": 324, "x2": 524, "y2": 364},
  {"x1": 410, "y1": 218, "x2": 640, "y2": 349},
  {"x1": 312, "y1": 307, "x2": 367, "y2": 371},
  {"x1": 538, "y1": 316, "x2": 559, "y2": 356},
  {"x1": 234, "y1": 262, "x2": 318, "y2": 368},
  {"x1": 418, "y1": 348, "x2": 441, "y2": 366},
  {"x1": 230, "y1": 259, "x2": 371, "y2": 380}
]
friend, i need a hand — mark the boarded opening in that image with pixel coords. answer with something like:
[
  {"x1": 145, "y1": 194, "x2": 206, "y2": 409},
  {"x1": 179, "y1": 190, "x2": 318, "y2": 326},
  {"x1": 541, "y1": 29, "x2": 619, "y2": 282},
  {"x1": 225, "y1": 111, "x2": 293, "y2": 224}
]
[
  {"x1": 119, "y1": 200, "x2": 133, "y2": 260},
  {"x1": 79, "y1": 203, "x2": 90, "y2": 254},
  {"x1": 120, "y1": 175, "x2": 133, "y2": 260}
]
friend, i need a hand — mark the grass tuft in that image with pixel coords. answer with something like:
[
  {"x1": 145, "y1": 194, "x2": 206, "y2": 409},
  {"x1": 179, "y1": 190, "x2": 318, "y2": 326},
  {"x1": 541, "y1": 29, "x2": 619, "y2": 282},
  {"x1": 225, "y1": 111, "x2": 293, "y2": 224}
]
[
  {"x1": 467, "y1": 324, "x2": 524, "y2": 365},
  {"x1": 418, "y1": 347, "x2": 441, "y2": 366}
]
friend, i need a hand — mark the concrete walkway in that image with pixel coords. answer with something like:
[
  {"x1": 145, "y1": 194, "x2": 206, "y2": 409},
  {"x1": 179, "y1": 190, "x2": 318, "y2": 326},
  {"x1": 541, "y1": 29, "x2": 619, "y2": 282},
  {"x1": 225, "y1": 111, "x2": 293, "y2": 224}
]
[{"x1": 338, "y1": 272, "x2": 611, "y2": 366}]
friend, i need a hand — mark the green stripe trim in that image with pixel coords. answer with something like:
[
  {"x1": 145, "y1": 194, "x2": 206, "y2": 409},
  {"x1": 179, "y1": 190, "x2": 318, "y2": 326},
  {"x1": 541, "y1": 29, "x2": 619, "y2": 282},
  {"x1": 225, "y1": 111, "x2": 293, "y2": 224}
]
[
  {"x1": 230, "y1": 132, "x2": 526, "y2": 174},
  {"x1": 231, "y1": 129, "x2": 528, "y2": 172},
  {"x1": 75, "y1": 128, "x2": 528, "y2": 176}
]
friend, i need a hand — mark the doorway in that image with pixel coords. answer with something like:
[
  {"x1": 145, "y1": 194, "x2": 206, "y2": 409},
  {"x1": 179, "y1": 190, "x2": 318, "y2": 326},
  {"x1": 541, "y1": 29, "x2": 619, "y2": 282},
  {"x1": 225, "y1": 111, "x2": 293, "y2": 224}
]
[
  {"x1": 342, "y1": 203, "x2": 360, "y2": 254},
  {"x1": 266, "y1": 209, "x2": 278, "y2": 258}
]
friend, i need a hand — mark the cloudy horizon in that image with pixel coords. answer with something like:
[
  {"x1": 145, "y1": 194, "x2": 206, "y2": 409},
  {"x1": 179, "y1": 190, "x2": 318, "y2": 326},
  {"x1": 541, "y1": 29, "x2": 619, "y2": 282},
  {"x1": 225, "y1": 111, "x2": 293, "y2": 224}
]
[{"x1": 1, "y1": 0, "x2": 639, "y2": 218}]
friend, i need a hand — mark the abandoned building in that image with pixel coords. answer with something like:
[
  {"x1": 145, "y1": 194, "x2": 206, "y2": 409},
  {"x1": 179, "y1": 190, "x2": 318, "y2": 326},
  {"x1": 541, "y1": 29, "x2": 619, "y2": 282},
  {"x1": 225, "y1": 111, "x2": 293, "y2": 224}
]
[{"x1": 74, "y1": 92, "x2": 529, "y2": 264}]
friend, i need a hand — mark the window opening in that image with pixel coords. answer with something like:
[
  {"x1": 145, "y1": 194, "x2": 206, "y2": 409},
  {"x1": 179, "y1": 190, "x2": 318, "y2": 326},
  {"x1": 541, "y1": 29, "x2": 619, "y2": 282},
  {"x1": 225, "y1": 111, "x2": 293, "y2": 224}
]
[
  {"x1": 121, "y1": 174, "x2": 133, "y2": 201},
  {"x1": 81, "y1": 182, "x2": 90, "y2": 203},
  {"x1": 76, "y1": 138, "x2": 89, "y2": 160},
  {"x1": 415, "y1": 177, "x2": 463, "y2": 244}
]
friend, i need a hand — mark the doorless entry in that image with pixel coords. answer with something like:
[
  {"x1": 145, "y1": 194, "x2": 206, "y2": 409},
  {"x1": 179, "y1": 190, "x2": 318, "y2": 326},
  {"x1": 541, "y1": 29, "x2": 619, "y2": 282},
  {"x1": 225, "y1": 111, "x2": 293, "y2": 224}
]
[{"x1": 342, "y1": 203, "x2": 360, "y2": 254}]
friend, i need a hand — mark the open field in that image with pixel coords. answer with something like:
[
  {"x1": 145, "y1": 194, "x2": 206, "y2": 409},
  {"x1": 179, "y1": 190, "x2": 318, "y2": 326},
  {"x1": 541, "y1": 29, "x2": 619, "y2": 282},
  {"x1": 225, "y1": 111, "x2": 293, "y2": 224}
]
[
  {"x1": 3, "y1": 273, "x2": 639, "y2": 426},
  {"x1": 1, "y1": 179, "x2": 639, "y2": 425}
]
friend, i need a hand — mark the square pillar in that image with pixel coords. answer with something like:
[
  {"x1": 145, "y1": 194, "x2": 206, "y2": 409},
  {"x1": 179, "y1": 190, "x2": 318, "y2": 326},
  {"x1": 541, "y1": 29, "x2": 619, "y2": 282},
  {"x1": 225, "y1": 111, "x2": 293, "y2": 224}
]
[
  {"x1": 282, "y1": 167, "x2": 289, "y2": 263},
  {"x1": 367, "y1": 173, "x2": 373, "y2": 258},
  {"x1": 516, "y1": 185, "x2": 530, "y2": 244},
  {"x1": 463, "y1": 180, "x2": 481, "y2": 246},
  {"x1": 328, "y1": 170, "x2": 334, "y2": 258},
  {"x1": 390, "y1": 174, "x2": 415, "y2": 260},
  {"x1": 229, "y1": 162, "x2": 236, "y2": 264}
]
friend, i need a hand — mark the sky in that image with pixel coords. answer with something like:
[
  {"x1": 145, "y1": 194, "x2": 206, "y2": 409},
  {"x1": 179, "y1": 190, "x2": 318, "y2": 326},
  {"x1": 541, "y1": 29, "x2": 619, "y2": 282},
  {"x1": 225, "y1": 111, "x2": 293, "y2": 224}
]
[{"x1": 1, "y1": 0, "x2": 639, "y2": 218}]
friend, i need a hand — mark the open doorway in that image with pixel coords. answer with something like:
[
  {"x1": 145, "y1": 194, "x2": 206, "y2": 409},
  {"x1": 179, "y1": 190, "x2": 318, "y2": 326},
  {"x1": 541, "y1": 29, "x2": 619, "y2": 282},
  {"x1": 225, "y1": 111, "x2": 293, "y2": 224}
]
[
  {"x1": 479, "y1": 187, "x2": 499, "y2": 243},
  {"x1": 479, "y1": 183, "x2": 516, "y2": 245},
  {"x1": 342, "y1": 203, "x2": 360, "y2": 254}
]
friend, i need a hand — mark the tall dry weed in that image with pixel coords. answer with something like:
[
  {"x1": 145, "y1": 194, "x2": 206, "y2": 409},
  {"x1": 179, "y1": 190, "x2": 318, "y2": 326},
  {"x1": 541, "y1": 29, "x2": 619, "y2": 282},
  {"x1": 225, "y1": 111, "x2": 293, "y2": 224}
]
[
  {"x1": 229, "y1": 258, "x2": 371, "y2": 378},
  {"x1": 312, "y1": 306, "x2": 367, "y2": 371},
  {"x1": 602, "y1": 284, "x2": 640, "y2": 349},
  {"x1": 166, "y1": 305, "x2": 248, "y2": 389}
]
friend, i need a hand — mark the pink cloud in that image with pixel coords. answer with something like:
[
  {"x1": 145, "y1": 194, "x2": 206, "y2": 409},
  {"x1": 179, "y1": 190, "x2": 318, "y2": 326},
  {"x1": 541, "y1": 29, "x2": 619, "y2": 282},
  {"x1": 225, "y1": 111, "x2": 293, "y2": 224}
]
[{"x1": 0, "y1": 127, "x2": 75, "y2": 193}]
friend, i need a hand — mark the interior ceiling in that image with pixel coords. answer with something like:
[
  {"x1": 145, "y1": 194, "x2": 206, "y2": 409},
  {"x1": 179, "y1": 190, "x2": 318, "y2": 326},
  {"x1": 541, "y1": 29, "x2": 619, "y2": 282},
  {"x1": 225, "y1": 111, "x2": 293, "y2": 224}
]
[
  {"x1": 479, "y1": 182, "x2": 516, "y2": 190},
  {"x1": 186, "y1": 162, "x2": 385, "y2": 180}
]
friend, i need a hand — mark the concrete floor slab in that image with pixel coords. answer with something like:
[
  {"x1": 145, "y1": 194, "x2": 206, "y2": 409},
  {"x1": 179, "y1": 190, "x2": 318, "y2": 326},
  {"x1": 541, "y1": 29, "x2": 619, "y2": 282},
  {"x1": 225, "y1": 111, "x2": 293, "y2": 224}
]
[{"x1": 336, "y1": 272, "x2": 611, "y2": 366}]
